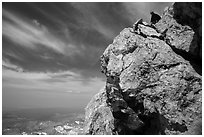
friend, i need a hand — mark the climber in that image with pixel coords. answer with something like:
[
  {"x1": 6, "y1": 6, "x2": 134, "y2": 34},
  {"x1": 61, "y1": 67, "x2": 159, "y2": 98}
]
[{"x1": 150, "y1": 11, "x2": 161, "y2": 25}]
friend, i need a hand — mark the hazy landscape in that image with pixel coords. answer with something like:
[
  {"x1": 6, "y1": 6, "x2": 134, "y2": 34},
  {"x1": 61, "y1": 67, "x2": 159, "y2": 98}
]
[{"x1": 3, "y1": 108, "x2": 84, "y2": 135}]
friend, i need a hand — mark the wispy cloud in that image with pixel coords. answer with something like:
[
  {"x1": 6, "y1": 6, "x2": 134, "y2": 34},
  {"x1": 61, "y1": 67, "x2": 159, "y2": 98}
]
[
  {"x1": 2, "y1": 9, "x2": 79, "y2": 56},
  {"x1": 3, "y1": 61, "x2": 105, "y2": 94},
  {"x1": 2, "y1": 59, "x2": 23, "y2": 72},
  {"x1": 70, "y1": 3, "x2": 116, "y2": 39},
  {"x1": 2, "y1": 3, "x2": 132, "y2": 75}
]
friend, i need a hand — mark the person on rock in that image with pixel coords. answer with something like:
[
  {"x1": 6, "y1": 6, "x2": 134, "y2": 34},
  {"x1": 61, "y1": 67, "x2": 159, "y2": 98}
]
[{"x1": 150, "y1": 11, "x2": 161, "y2": 25}]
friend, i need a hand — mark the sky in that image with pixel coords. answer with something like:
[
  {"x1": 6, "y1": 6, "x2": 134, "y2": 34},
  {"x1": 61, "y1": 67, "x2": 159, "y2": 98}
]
[{"x1": 2, "y1": 2, "x2": 172, "y2": 112}]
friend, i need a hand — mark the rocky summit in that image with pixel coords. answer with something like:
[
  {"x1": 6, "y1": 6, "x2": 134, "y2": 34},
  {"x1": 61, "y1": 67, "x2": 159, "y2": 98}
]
[{"x1": 84, "y1": 2, "x2": 202, "y2": 135}]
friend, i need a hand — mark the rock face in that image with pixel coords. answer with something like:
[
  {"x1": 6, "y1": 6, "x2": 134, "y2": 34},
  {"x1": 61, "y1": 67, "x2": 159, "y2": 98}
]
[
  {"x1": 84, "y1": 2, "x2": 202, "y2": 135},
  {"x1": 155, "y1": 2, "x2": 202, "y2": 65},
  {"x1": 84, "y1": 88, "x2": 116, "y2": 135}
]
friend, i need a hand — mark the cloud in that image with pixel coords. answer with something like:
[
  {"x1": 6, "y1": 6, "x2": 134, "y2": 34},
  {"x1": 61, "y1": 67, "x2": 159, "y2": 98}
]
[
  {"x1": 2, "y1": 61, "x2": 105, "y2": 95},
  {"x1": 70, "y1": 3, "x2": 116, "y2": 39},
  {"x1": 2, "y1": 9, "x2": 80, "y2": 56},
  {"x1": 2, "y1": 59, "x2": 23, "y2": 72},
  {"x1": 2, "y1": 3, "x2": 132, "y2": 76},
  {"x1": 64, "y1": 90, "x2": 73, "y2": 93},
  {"x1": 64, "y1": 90, "x2": 82, "y2": 94},
  {"x1": 32, "y1": 19, "x2": 40, "y2": 26}
]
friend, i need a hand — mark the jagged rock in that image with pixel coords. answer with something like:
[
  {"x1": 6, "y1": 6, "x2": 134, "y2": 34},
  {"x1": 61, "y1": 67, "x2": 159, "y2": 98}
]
[
  {"x1": 83, "y1": 88, "x2": 116, "y2": 135},
  {"x1": 138, "y1": 24, "x2": 161, "y2": 38},
  {"x1": 84, "y1": 2, "x2": 202, "y2": 135},
  {"x1": 173, "y1": 2, "x2": 202, "y2": 61},
  {"x1": 100, "y1": 25, "x2": 202, "y2": 135},
  {"x1": 155, "y1": 2, "x2": 202, "y2": 61}
]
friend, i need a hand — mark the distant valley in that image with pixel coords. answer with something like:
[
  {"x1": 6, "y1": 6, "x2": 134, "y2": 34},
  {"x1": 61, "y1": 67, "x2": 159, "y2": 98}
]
[{"x1": 2, "y1": 108, "x2": 84, "y2": 135}]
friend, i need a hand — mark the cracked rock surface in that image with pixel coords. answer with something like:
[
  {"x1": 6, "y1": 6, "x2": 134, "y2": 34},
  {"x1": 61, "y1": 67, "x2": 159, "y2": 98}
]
[{"x1": 84, "y1": 2, "x2": 202, "y2": 135}]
